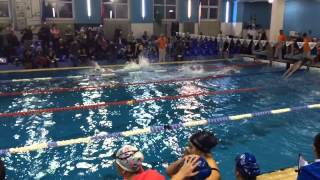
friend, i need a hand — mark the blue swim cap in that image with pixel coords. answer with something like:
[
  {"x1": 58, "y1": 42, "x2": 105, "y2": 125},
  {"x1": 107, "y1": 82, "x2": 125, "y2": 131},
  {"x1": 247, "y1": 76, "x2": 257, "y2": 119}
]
[
  {"x1": 190, "y1": 157, "x2": 212, "y2": 180},
  {"x1": 235, "y1": 153, "x2": 261, "y2": 178}
]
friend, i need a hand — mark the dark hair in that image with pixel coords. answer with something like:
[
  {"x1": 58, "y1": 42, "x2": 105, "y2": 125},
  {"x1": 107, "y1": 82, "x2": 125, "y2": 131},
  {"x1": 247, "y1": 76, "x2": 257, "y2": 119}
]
[
  {"x1": 236, "y1": 167, "x2": 257, "y2": 180},
  {"x1": 314, "y1": 133, "x2": 320, "y2": 157},
  {"x1": 303, "y1": 33, "x2": 307, "y2": 37},
  {"x1": 190, "y1": 131, "x2": 218, "y2": 153},
  {"x1": 236, "y1": 173, "x2": 257, "y2": 180},
  {"x1": 0, "y1": 159, "x2": 5, "y2": 180}
]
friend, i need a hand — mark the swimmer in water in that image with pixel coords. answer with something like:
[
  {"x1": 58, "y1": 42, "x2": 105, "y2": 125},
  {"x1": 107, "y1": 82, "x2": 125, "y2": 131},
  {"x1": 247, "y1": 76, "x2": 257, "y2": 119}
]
[{"x1": 190, "y1": 65, "x2": 202, "y2": 71}]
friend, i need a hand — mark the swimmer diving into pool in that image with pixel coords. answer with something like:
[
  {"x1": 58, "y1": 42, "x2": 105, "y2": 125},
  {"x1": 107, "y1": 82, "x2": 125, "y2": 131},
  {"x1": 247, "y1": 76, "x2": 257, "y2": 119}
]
[{"x1": 282, "y1": 33, "x2": 314, "y2": 79}]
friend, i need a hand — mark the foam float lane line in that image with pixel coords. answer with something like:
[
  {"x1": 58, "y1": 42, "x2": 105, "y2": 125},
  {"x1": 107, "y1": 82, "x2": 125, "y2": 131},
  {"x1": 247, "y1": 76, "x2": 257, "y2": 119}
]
[
  {"x1": 206, "y1": 62, "x2": 267, "y2": 69},
  {"x1": 0, "y1": 61, "x2": 265, "y2": 84},
  {"x1": 0, "y1": 87, "x2": 260, "y2": 118},
  {"x1": 0, "y1": 103, "x2": 319, "y2": 155},
  {"x1": 0, "y1": 70, "x2": 284, "y2": 97},
  {"x1": 0, "y1": 58, "x2": 237, "y2": 74},
  {"x1": 0, "y1": 74, "x2": 113, "y2": 84}
]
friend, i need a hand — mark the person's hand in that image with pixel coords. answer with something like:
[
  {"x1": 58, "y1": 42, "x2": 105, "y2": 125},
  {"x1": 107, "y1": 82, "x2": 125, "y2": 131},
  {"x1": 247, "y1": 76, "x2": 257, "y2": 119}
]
[{"x1": 171, "y1": 155, "x2": 200, "y2": 180}]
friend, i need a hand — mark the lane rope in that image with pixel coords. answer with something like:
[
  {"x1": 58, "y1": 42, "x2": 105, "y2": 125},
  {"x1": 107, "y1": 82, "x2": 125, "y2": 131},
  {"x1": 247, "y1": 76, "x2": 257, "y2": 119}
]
[
  {"x1": 0, "y1": 103, "x2": 319, "y2": 155},
  {"x1": 0, "y1": 70, "x2": 282, "y2": 97},
  {"x1": 0, "y1": 58, "x2": 236, "y2": 74},
  {"x1": 0, "y1": 62, "x2": 265, "y2": 84},
  {"x1": 0, "y1": 87, "x2": 259, "y2": 118}
]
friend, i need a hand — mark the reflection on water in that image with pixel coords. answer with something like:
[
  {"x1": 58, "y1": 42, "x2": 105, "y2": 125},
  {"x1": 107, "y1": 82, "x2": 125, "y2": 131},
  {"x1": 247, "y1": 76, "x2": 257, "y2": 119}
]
[{"x1": 1, "y1": 60, "x2": 320, "y2": 179}]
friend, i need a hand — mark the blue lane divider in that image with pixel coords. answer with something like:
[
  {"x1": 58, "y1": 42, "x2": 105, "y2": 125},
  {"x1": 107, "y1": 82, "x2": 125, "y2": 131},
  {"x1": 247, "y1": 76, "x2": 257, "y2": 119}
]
[{"x1": 0, "y1": 103, "x2": 319, "y2": 156}]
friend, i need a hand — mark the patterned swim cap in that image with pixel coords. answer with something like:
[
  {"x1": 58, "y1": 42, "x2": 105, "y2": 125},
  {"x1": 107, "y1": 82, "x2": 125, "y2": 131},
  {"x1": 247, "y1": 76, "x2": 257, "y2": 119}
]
[{"x1": 114, "y1": 145, "x2": 144, "y2": 173}]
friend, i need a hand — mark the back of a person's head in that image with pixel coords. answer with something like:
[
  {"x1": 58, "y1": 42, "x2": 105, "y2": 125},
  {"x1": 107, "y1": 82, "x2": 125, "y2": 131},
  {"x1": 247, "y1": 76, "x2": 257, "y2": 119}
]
[
  {"x1": 314, "y1": 133, "x2": 320, "y2": 157},
  {"x1": 114, "y1": 145, "x2": 144, "y2": 173},
  {"x1": 235, "y1": 153, "x2": 260, "y2": 180},
  {"x1": 303, "y1": 33, "x2": 307, "y2": 37},
  {"x1": 0, "y1": 159, "x2": 5, "y2": 180},
  {"x1": 190, "y1": 131, "x2": 218, "y2": 154}
]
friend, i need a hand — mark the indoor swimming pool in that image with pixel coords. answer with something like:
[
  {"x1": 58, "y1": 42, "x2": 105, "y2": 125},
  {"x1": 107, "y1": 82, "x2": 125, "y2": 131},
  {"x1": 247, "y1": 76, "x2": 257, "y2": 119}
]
[{"x1": 0, "y1": 59, "x2": 320, "y2": 179}]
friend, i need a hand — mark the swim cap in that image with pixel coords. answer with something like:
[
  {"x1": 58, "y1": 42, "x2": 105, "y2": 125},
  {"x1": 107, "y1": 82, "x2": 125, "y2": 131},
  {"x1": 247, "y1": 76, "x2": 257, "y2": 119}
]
[
  {"x1": 114, "y1": 145, "x2": 144, "y2": 173},
  {"x1": 235, "y1": 153, "x2": 261, "y2": 178},
  {"x1": 190, "y1": 157, "x2": 212, "y2": 180},
  {"x1": 190, "y1": 131, "x2": 218, "y2": 153}
]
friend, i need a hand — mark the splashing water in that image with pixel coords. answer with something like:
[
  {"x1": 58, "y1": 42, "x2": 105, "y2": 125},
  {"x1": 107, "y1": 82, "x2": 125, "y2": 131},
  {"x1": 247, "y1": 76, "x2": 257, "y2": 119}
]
[
  {"x1": 138, "y1": 56, "x2": 150, "y2": 68},
  {"x1": 119, "y1": 57, "x2": 151, "y2": 72},
  {"x1": 179, "y1": 65, "x2": 205, "y2": 75},
  {"x1": 92, "y1": 62, "x2": 106, "y2": 74}
]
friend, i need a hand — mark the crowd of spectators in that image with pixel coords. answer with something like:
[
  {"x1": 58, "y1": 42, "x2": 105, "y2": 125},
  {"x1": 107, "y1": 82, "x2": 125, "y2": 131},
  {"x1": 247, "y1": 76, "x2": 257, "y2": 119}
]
[{"x1": 0, "y1": 23, "x2": 319, "y2": 71}]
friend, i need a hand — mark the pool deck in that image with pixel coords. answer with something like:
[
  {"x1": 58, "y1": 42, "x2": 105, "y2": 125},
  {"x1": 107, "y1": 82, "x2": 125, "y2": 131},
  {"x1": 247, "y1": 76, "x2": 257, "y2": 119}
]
[
  {"x1": 258, "y1": 167, "x2": 297, "y2": 180},
  {"x1": 239, "y1": 54, "x2": 320, "y2": 68}
]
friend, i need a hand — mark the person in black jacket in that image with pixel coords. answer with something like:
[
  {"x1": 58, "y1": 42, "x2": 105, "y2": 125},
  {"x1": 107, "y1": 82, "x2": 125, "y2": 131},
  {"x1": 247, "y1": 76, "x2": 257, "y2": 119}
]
[{"x1": 37, "y1": 22, "x2": 51, "y2": 48}]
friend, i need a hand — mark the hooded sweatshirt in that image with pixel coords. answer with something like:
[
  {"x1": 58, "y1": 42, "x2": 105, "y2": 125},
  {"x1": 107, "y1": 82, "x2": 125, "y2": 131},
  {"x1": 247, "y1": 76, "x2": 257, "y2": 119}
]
[{"x1": 298, "y1": 160, "x2": 320, "y2": 180}]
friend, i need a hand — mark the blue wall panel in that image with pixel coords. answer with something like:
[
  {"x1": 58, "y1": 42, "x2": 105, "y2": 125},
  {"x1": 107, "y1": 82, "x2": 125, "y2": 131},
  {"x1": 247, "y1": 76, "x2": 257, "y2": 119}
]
[
  {"x1": 219, "y1": 0, "x2": 235, "y2": 23},
  {"x1": 131, "y1": 0, "x2": 154, "y2": 23},
  {"x1": 75, "y1": 0, "x2": 101, "y2": 24},
  {"x1": 241, "y1": 2, "x2": 271, "y2": 29},
  {"x1": 179, "y1": 0, "x2": 199, "y2": 23},
  {"x1": 284, "y1": 0, "x2": 320, "y2": 37}
]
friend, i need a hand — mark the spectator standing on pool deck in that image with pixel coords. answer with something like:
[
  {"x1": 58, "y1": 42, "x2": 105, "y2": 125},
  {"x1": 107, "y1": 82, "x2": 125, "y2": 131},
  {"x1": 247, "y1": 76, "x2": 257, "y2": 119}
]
[
  {"x1": 114, "y1": 145, "x2": 165, "y2": 180},
  {"x1": 297, "y1": 133, "x2": 320, "y2": 180},
  {"x1": 274, "y1": 30, "x2": 287, "y2": 60},
  {"x1": 166, "y1": 131, "x2": 221, "y2": 180},
  {"x1": 0, "y1": 159, "x2": 5, "y2": 180},
  {"x1": 317, "y1": 41, "x2": 320, "y2": 62},
  {"x1": 235, "y1": 153, "x2": 261, "y2": 180},
  {"x1": 157, "y1": 34, "x2": 168, "y2": 62},
  {"x1": 302, "y1": 33, "x2": 313, "y2": 65}
]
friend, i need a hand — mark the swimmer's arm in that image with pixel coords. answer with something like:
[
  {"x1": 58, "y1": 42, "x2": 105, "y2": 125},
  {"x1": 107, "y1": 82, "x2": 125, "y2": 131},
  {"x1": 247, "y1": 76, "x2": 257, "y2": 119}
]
[{"x1": 166, "y1": 158, "x2": 184, "y2": 177}]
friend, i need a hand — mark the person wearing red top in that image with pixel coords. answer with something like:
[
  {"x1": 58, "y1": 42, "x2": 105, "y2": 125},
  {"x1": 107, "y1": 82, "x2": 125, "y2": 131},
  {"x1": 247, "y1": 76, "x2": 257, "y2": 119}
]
[{"x1": 114, "y1": 145, "x2": 165, "y2": 180}]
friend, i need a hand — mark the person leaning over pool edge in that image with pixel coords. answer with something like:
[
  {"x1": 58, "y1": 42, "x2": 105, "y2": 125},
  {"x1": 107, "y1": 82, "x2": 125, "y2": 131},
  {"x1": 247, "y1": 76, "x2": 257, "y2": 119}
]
[
  {"x1": 114, "y1": 145, "x2": 165, "y2": 180},
  {"x1": 166, "y1": 131, "x2": 221, "y2": 180},
  {"x1": 297, "y1": 133, "x2": 320, "y2": 180}
]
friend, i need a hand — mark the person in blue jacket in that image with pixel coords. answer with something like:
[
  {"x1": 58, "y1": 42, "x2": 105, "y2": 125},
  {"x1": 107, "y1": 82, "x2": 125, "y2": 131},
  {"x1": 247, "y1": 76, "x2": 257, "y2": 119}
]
[{"x1": 298, "y1": 133, "x2": 320, "y2": 180}]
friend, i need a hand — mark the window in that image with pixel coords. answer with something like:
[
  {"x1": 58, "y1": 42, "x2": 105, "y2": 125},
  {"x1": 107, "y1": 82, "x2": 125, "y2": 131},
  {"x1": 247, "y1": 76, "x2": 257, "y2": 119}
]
[
  {"x1": 154, "y1": 0, "x2": 177, "y2": 20},
  {"x1": 103, "y1": 0, "x2": 128, "y2": 19},
  {"x1": 0, "y1": 0, "x2": 9, "y2": 17},
  {"x1": 45, "y1": 0, "x2": 73, "y2": 18},
  {"x1": 200, "y1": 0, "x2": 218, "y2": 20}
]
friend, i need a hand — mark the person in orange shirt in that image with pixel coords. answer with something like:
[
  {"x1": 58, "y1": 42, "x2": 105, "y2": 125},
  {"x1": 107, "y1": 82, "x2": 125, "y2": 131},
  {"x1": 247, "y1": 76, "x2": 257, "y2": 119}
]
[
  {"x1": 157, "y1": 34, "x2": 168, "y2": 62},
  {"x1": 303, "y1": 33, "x2": 311, "y2": 60},
  {"x1": 274, "y1": 30, "x2": 287, "y2": 60}
]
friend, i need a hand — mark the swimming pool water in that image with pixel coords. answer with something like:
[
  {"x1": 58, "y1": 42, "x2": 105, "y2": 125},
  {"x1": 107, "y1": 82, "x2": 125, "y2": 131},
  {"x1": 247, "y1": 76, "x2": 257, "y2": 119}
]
[{"x1": 0, "y1": 59, "x2": 320, "y2": 179}]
